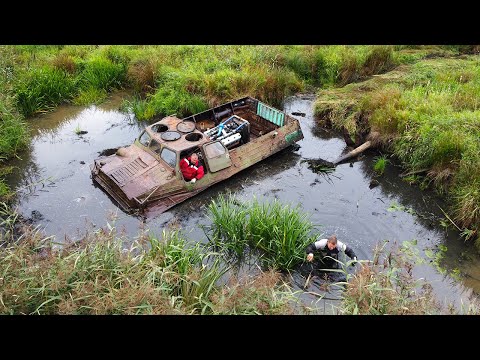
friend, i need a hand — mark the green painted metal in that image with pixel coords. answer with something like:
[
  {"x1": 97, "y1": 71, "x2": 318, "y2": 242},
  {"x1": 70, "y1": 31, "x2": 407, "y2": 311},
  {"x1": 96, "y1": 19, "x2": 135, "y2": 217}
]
[
  {"x1": 285, "y1": 130, "x2": 302, "y2": 143},
  {"x1": 203, "y1": 141, "x2": 232, "y2": 172},
  {"x1": 257, "y1": 102, "x2": 284, "y2": 126}
]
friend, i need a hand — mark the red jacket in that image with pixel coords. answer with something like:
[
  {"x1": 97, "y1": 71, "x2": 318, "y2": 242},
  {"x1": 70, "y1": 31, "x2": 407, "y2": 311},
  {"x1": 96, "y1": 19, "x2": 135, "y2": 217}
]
[{"x1": 180, "y1": 157, "x2": 204, "y2": 181}]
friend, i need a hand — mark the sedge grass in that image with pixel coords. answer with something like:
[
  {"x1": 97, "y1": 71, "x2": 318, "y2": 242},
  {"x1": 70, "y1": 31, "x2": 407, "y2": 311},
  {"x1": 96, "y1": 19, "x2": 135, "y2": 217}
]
[
  {"x1": 14, "y1": 67, "x2": 77, "y2": 117},
  {"x1": 339, "y1": 241, "x2": 442, "y2": 315},
  {"x1": 207, "y1": 194, "x2": 319, "y2": 271},
  {"x1": 373, "y1": 155, "x2": 389, "y2": 176},
  {"x1": 0, "y1": 223, "x2": 296, "y2": 314}
]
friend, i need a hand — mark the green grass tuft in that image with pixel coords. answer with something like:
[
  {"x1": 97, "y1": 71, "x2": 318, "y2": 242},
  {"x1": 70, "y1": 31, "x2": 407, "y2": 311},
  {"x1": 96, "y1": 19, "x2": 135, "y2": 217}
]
[
  {"x1": 73, "y1": 87, "x2": 108, "y2": 105},
  {"x1": 207, "y1": 194, "x2": 318, "y2": 271},
  {"x1": 79, "y1": 57, "x2": 126, "y2": 92},
  {"x1": 373, "y1": 155, "x2": 389, "y2": 176},
  {"x1": 14, "y1": 67, "x2": 77, "y2": 117}
]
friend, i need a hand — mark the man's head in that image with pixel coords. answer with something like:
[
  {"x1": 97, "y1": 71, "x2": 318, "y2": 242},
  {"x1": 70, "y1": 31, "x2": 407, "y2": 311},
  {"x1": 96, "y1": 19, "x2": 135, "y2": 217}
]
[
  {"x1": 191, "y1": 153, "x2": 198, "y2": 162},
  {"x1": 327, "y1": 234, "x2": 337, "y2": 250}
]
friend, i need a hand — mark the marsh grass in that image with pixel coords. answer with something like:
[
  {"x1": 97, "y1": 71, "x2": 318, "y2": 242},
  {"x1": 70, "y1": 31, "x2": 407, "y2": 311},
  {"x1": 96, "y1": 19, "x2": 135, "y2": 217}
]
[
  {"x1": 247, "y1": 198, "x2": 318, "y2": 270},
  {"x1": 359, "y1": 85, "x2": 407, "y2": 137},
  {"x1": 337, "y1": 46, "x2": 397, "y2": 86},
  {"x1": 73, "y1": 87, "x2": 108, "y2": 105},
  {"x1": 0, "y1": 183, "x2": 10, "y2": 201},
  {"x1": 79, "y1": 57, "x2": 126, "y2": 92},
  {"x1": 451, "y1": 182, "x2": 480, "y2": 244},
  {"x1": 142, "y1": 88, "x2": 208, "y2": 119},
  {"x1": 206, "y1": 195, "x2": 249, "y2": 258},
  {"x1": 362, "y1": 46, "x2": 396, "y2": 76},
  {"x1": 0, "y1": 201, "x2": 20, "y2": 241},
  {"x1": 120, "y1": 96, "x2": 154, "y2": 121},
  {"x1": 0, "y1": 101, "x2": 27, "y2": 200},
  {"x1": 0, "y1": 223, "x2": 297, "y2": 314},
  {"x1": 140, "y1": 230, "x2": 227, "y2": 313},
  {"x1": 15, "y1": 67, "x2": 77, "y2": 117},
  {"x1": 210, "y1": 269, "x2": 295, "y2": 315},
  {"x1": 339, "y1": 241, "x2": 442, "y2": 315},
  {"x1": 52, "y1": 53, "x2": 77, "y2": 74},
  {"x1": 127, "y1": 59, "x2": 156, "y2": 94},
  {"x1": 0, "y1": 100, "x2": 28, "y2": 160},
  {"x1": 207, "y1": 194, "x2": 318, "y2": 271}
]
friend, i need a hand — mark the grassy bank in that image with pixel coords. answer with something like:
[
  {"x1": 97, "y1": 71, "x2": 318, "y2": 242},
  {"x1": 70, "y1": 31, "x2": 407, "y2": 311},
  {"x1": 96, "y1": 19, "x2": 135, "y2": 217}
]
[{"x1": 314, "y1": 55, "x2": 480, "y2": 246}]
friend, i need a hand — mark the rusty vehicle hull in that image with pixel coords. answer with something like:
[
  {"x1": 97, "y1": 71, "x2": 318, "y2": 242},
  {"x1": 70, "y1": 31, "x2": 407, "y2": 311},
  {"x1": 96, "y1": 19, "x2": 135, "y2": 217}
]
[{"x1": 91, "y1": 96, "x2": 303, "y2": 213}]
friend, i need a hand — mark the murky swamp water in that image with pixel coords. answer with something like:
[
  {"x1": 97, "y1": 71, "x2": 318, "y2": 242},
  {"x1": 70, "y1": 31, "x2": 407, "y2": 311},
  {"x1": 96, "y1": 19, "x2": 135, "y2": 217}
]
[{"x1": 5, "y1": 91, "x2": 480, "y2": 313}]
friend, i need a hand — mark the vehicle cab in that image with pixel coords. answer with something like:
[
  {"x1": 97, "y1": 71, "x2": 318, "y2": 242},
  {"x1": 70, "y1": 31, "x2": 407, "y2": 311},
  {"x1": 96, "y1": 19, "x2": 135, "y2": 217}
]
[{"x1": 134, "y1": 115, "x2": 234, "y2": 187}]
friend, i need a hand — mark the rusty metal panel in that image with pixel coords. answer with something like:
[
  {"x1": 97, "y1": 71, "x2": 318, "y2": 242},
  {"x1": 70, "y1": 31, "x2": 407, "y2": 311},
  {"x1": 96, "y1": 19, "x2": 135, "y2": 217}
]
[
  {"x1": 108, "y1": 157, "x2": 148, "y2": 186},
  {"x1": 257, "y1": 102, "x2": 284, "y2": 126}
]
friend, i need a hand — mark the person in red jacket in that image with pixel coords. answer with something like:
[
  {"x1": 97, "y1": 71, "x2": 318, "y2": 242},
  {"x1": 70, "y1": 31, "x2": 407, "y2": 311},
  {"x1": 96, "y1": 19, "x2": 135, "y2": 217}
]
[{"x1": 180, "y1": 153, "x2": 204, "y2": 183}]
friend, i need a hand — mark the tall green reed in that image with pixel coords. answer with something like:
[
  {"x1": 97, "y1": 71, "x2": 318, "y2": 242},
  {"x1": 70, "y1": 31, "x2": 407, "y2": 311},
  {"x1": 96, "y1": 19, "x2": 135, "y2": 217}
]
[{"x1": 207, "y1": 194, "x2": 318, "y2": 271}]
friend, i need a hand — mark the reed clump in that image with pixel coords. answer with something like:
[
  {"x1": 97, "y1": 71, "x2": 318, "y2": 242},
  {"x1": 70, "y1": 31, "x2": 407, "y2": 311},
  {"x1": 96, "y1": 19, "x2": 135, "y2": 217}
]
[{"x1": 207, "y1": 194, "x2": 318, "y2": 271}]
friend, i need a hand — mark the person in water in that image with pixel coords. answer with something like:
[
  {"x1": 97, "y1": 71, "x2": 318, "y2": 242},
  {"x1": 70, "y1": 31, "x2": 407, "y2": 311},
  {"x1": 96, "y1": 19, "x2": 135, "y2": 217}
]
[{"x1": 305, "y1": 234, "x2": 357, "y2": 268}]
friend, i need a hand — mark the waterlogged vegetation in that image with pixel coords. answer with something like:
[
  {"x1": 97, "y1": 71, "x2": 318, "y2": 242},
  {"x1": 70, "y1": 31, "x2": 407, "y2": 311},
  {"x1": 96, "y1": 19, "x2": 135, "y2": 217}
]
[
  {"x1": 341, "y1": 241, "x2": 441, "y2": 315},
  {"x1": 206, "y1": 194, "x2": 318, "y2": 271},
  {"x1": 2, "y1": 45, "x2": 480, "y2": 314},
  {"x1": 315, "y1": 49, "x2": 480, "y2": 246},
  {"x1": 2, "y1": 197, "x2": 475, "y2": 315},
  {"x1": 0, "y1": 225, "x2": 296, "y2": 315},
  {"x1": 387, "y1": 201, "x2": 416, "y2": 215},
  {"x1": 339, "y1": 239, "x2": 480, "y2": 315},
  {"x1": 373, "y1": 155, "x2": 389, "y2": 176}
]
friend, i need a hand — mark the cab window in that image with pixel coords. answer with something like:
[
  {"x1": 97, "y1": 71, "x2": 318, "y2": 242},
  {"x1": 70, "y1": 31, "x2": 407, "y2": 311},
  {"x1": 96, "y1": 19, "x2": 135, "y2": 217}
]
[
  {"x1": 138, "y1": 130, "x2": 151, "y2": 147},
  {"x1": 161, "y1": 147, "x2": 177, "y2": 168},
  {"x1": 149, "y1": 139, "x2": 162, "y2": 156}
]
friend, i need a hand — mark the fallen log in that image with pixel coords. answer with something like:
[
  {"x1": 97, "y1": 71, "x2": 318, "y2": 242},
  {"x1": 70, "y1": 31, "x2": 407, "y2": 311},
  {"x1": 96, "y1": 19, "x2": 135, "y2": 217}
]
[{"x1": 332, "y1": 141, "x2": 372, "y2": 165}]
